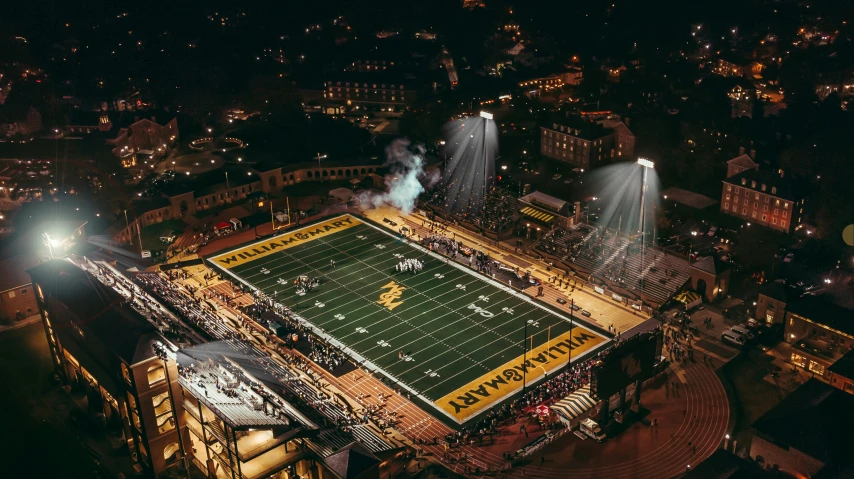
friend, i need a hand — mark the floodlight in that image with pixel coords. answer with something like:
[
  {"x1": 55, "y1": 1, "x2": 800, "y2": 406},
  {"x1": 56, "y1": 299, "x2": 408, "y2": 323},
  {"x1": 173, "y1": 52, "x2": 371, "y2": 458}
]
[
  {"x1": 479, "y1": 111, "x2": 493, "y2": 120},
  {"x1": 637, "y1": 158, "x2": 655, "y2": 169}
]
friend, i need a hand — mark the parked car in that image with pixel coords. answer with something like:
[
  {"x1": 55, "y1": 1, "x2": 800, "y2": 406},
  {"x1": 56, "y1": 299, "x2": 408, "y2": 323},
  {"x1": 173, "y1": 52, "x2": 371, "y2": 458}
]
[
  {"x1": 571, "y1": 304, "x2": 582, "y2": 311},
  {"x1": 729, "y1": 324, "x2": 754, "y2": 341},
  {"x1": 708, "y1": 226, "x2": 718, "y2": 237},
  {"x1": 581, "y1": 310, "x2": 592, "y2": 317},
  {"x1": 784, "y1": 253, "x2": 794, "y2": 263},
  {"x1": 556, "y1": 297, "x2": 567, "y2": 305},
  {"x1": 552, "y1": 173, "x2": 562, "y2": 181},
  {"x1": 721, "y1": 330, "x2": 746, "y2": 347}
]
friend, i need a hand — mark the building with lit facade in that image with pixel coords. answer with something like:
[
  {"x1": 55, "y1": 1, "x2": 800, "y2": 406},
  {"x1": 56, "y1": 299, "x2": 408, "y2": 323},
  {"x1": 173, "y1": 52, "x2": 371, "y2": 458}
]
[
  {"x1": 539, "y1": 116, "x2": 634, "y2": 169},
  {"x1": 176, "y1": 340, "x2": 398, "y2": 479},
  {"x1": 108, "y1": 116, "x2": 179, "y2": 167},
  {"x1": 720, "y1": 166, "x2": 805, "y2": 234},
  {"x1": 783, "y1": 295, "x2": 854, "y2": 378}
]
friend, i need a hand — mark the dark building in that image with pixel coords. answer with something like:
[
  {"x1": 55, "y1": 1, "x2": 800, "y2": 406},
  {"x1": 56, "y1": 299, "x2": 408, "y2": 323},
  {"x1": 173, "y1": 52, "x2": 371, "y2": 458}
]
[
  {"x1": 750, "y1": 379, "x2": 854, "y2": 477},
  {"x1": 28, "y1": 260, "x2": 190, "y2": 477},
  {"x1": 828, "y1": 348, "x2": 854, "y2": 396}
]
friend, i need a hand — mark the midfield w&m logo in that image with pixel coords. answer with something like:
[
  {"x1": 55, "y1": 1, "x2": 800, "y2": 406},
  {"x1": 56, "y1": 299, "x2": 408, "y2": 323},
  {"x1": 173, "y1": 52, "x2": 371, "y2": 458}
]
[{"x1": 377, "y1": 281, "x2": 406, "y2": 311}]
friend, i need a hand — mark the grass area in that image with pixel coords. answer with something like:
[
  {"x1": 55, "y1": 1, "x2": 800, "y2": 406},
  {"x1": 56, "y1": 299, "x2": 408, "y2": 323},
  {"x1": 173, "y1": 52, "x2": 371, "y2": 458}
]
[
  {"x1": 209, "y1": 214, "x2": 609, "y2": 425},
  {"x1": 140, "y1": 218, "x2": 189, "y2": 253}
]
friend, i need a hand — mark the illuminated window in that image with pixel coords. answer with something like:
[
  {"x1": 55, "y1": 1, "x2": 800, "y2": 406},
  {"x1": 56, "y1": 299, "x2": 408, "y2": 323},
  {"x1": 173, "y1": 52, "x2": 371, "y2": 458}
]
[
  {"x1": 152, "y1": 392, "x2": 175, "y2": 433},
  {"x1": 791, "y1": 353, "x2": 806, "y2": 368},
  {"x1": 147, "y1": 364, "x2": 166, "y2": 386},
  {"x1": 808, "y1": 361, "x2": 825, "y2": 376}
]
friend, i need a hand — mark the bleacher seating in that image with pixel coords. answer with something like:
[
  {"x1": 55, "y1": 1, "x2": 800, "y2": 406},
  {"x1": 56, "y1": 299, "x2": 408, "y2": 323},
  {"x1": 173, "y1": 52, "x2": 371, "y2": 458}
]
[{"x1": 537, "y1": 224, "x2": 692, "y2": 306}]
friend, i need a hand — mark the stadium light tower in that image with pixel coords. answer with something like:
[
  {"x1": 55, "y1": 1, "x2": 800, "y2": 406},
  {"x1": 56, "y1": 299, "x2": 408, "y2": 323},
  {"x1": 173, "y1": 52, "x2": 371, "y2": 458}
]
[
  {"x1": 637, "y1": 158, "x2": 654, "y2": 235},
  {"x1": 637, "y1": 157, "x2": 654, "y2": 308},
  {"x1": 479, "y1": 111, "x2": 493, "y2": 217}
]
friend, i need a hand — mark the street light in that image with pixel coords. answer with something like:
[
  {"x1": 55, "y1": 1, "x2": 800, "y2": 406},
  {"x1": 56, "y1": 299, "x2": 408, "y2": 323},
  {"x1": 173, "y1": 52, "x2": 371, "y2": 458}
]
[{"x1": 479, "y1": 110, "x2": 493, "y2": 119}]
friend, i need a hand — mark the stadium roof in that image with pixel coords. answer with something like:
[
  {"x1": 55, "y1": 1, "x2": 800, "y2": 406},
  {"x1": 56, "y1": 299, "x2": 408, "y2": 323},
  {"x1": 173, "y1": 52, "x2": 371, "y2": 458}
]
[
  {"x1": 27, "y1": 259, "x2": 163, "y2": 365},
  {"x1": 177, "y1": 340, "x2": 318, "y2": 430},
  {"x1": 753, "y1": 379, "x2": 854, "y2": 466}
]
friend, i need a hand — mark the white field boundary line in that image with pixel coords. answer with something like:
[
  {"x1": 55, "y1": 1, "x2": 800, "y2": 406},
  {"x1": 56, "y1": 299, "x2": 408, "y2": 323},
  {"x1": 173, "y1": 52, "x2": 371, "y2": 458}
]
[{"x1": 209, "y1": 214, "x2": 610, "y2": 425}]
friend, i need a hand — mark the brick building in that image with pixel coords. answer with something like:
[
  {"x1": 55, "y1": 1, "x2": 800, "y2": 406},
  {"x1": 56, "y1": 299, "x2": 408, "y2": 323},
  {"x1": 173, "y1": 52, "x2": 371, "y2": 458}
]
[
  {"x1": 0, "y1": 253, "x2": 41, "y2": 322},
  {"x1": 539, "y1": 116, "x2": 634, "y2": 169},
  {"x1": 720, "y1": 167, "x2": 805, "y2": 234}
]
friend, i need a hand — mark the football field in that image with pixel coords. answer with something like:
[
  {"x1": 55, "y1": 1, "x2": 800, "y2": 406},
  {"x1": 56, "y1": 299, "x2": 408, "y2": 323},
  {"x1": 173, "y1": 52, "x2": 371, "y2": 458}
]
[{"x1": 207, "y1": 214, "x2": 610, "y2": 425}]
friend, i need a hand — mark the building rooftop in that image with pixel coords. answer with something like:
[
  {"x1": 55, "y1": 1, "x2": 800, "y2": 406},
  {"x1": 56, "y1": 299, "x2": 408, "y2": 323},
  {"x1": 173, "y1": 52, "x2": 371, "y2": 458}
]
[
  {"x1": 684, "y1": 448, "x2": 772, "y2": 479},
  {"x1": 691, "y1": 256, "x2": 730, "y2": 276},
  {"x1": 726, "y1": 154, "x2": 758, "y2": 173},
  {"x1": 722, "y1": 168, "x2": 803, "y2": 202},
  {"x1": 753, "y1": 378, "x2": 854, "y2": 467},
  {"x1": 0, "y1": 252, "x2": 41, "y2": 292},
  {"x1": 758, "y1": 282, "x2": 791, "y2": 303},
  {"x1": 322, "y1": 442, "x2": 381, "y2": 479},
  {"x1": 520, "y1": 191, "x2": 568, "y2": 212},
  {"x1": 660, "y1": 187, "x2": 717, "y2": 210},
  {"x1": 544, "y1": 115, "x2": 614, "y2": 141},
  {"x1": 828, "y1": 348, "x2": 854, "y2": 380},
  {"x1": 787, "y1": 295, "x2": 854, "y2": 337}
]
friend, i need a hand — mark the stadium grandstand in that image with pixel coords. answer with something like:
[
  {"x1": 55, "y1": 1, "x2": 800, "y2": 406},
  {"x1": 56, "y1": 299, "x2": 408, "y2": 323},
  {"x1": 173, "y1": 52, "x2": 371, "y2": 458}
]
[{"x1": 536, "y1": 223, "x2": 693, "y2": 309}]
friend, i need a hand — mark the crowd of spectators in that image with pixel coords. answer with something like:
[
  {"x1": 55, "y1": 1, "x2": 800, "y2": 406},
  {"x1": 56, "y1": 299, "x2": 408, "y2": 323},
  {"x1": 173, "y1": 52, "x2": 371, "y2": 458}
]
[{"x1": 423, "y1": 186, "x2": 519, "y2": 233}]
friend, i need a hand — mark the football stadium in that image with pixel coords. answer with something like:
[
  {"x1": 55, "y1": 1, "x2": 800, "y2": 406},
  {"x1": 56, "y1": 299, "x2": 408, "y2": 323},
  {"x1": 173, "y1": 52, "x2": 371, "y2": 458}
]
[{"x1": 207, "y1": 214, "x2": 611, "y2": 425}]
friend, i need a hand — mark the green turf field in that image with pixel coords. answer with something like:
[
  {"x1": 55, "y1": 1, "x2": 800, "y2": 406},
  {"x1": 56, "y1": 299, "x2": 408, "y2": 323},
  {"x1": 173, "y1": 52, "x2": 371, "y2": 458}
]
[{"x1": 208, "y1": 214, "x2": 610, "y2": 425}]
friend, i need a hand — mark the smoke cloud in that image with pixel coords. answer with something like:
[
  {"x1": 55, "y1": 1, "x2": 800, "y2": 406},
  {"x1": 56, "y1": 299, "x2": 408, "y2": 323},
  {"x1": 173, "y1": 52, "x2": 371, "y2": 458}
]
[{"x1": 358, "y1": 138, "x2": 439, "y2": 214}]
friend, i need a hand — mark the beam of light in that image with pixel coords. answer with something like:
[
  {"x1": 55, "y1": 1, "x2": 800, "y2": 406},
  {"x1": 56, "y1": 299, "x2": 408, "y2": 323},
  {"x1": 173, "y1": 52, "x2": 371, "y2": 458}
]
[
  {"x1": 585, "y1": 161, "x2": 661, "y2": 238},
  {"x1": 431, "y1": 114, "x2": 499, "y2": 217}
]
